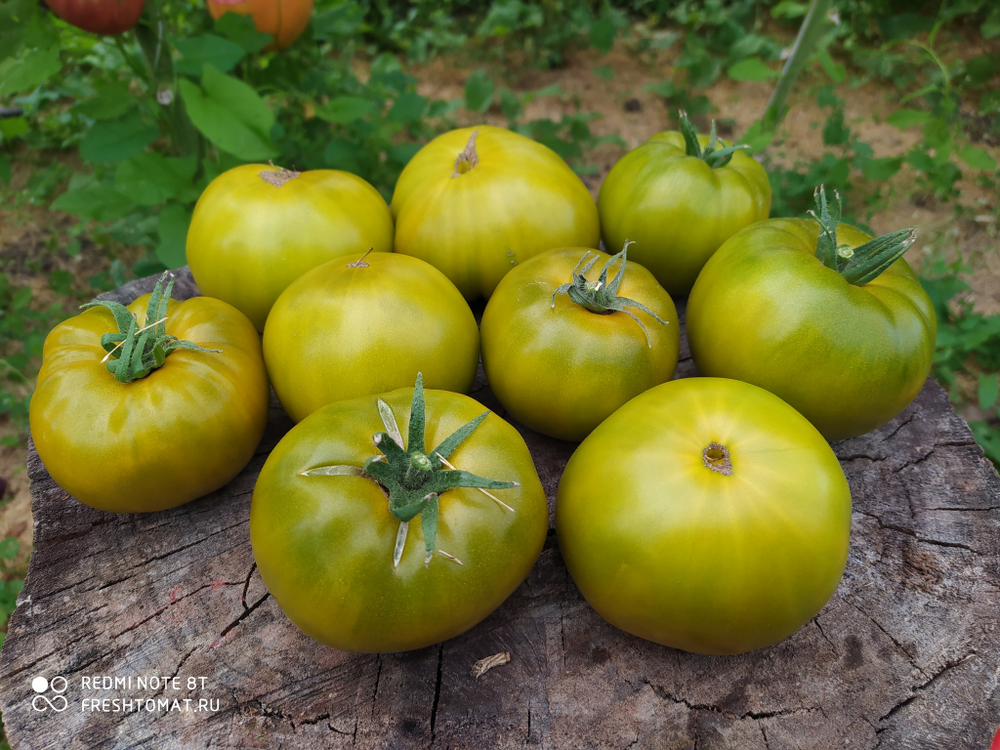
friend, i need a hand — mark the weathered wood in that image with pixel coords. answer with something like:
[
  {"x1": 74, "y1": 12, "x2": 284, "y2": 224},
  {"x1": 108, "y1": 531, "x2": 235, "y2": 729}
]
[{"x1": 1, "y1": 267, "x2": 998, "y2": 749}]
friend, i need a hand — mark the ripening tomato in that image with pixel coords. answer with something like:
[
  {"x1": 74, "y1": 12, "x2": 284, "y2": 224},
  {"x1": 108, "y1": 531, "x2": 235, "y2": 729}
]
[
  {"x1": 29, "y1": 274, "x2": 270, "y2": 513},
  {"x1": 480, "y1": 244, "x2": 679, "y2": 441},
  {"x1": 206, "y1": 0, "x2": 313, "y2": 49},
  {"x1": 251, "y1": 377, "x2": 548, "y2": 652},
  {"x1": 186, "y1": 163, "x2": 393, "y2": 331},
  {"x1": 557, "y1": 377, "x2": 852, "y2": 655},
  {"x1": 392, "y1": 125, "x2": 601, "y2": 300},
  {"x1": 598, "y1": 114, "x2": 771, "y2": 296},
  {"x1": 687, "y1": 188, "x2": 934, "y2": 440},
  {"x1": 263, "y1": 252, "x2": 480, "y2": 423},
  {"x1": 44, "y1": 0, "x2": 145, "y2": 35}
]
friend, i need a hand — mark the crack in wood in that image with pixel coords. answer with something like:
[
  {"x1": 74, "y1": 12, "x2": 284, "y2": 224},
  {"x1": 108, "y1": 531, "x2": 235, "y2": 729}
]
[
  {"x1": 812, "y1": 619, "x2": 839, "y2": 657},
  {"x1": 218, "y1": 592, "x2": 271, "y2": 639},
  {"x1": 240, "y1": 563, "x2": 258, "y2": 613},
  {"x1": 645, "y1": 679, "x2": 820, "y2": 721},
  {"x1": 430, "y1": 643, "x2": 444, "y2": 744},
  {"x1": 844, "y1": 599, "x2": 924, "y2": 675},
  {"x1": 856, "y1": 509, "x2": 979, "y2": 554},
  {"x1": 882, "y1": 410, "x2": 919, "y2": 442},
  {"x1": 875, "y1": 650, "x2": 978, "y2": 734}
]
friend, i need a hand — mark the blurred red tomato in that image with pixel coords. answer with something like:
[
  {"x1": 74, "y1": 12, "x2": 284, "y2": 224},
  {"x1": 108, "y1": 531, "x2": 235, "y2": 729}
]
[
  {"x1": 206, "y1": 0, "x2": 313, "y2": 49},
  {"x1": 45, "y1": 0, "x2": 145, "y2": 35}
]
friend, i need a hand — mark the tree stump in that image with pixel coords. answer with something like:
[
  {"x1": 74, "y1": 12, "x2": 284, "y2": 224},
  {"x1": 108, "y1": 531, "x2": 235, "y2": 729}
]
[{"x1": 1, "y1": 268, "x2": 998, "y2": 749}]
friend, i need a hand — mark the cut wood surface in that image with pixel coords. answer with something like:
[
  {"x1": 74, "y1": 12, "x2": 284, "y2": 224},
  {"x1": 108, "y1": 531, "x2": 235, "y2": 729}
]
[{"x1": 1, "y1": 268, "x2": 998, "y2": 749}]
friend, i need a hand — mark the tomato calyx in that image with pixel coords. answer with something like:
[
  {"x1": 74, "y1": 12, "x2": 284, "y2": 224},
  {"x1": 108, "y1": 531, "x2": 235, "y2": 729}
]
[
  {"x1": 678, "y1": 111, "x2": 749, "y2": 169},
  {"x1": 82, "y1": 272, "x2": 220, "y2": 384},
  {"x1": 810, "y1": 186, "x2": 916, "y2": 286},
  {"x1": 451, "y1": 129, "x2": 479, "y2": 177},
  {"x1": 702, "y1": 442, "x2": 733, "y2": 476},
  {"x1": 551, "y1": 241, "x2": 669, "y2": 348},
  {"x1": 303, "y1": 375, "x2": 519, "y2": 568}
]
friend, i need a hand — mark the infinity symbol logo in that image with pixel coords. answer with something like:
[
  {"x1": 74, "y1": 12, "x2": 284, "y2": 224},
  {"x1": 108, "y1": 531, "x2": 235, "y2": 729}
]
[{"x1": 31, "y1": 676, "x2": 68, "y2": 712}]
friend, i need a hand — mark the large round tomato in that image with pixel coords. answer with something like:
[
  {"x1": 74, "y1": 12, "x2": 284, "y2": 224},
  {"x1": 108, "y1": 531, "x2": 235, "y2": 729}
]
[
  {"x1": 391, "y1": 125, "x2": 601, "y2": 300},
  {"x1": 687, "y1": 214, "x2": 935, "y2": 441},
  {"x1": 44, "y1": 0, "x2": 144, "y2": 35},
  {"x1": 263, "y1": 252, "x2": 479, "y2": 423},
  {"x1": 481, "y1": 244, "x2": 679, "y2": 441},
  {"x1": 597, "y1": 116, "x2": 771, "y2": 297},
  {"x1": 206, "y1": 0, "x2": 313, "y2": 50},
  {"x1": 556, "y1": 377, "x2": 852, "y2": 655},
  {"x1": 251, "y1": 379, "x2": 548, "y2": 652},
  {"x1": 29, "y1": 275, "x2": 270, "y2": 513},
  {"x1": 186, "y1": 163, "x2": 393, "y2": 331}
]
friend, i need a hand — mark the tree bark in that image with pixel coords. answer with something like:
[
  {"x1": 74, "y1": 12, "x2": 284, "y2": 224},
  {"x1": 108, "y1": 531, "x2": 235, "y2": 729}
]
[{"x1": 1, "y1": 268, "x2": 998, "y2": 749}]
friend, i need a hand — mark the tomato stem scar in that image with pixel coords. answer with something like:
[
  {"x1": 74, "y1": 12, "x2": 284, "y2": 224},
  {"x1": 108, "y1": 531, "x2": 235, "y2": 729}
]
[{"x1": 702, "y1": 442, "x2": 733, "y2": 476}]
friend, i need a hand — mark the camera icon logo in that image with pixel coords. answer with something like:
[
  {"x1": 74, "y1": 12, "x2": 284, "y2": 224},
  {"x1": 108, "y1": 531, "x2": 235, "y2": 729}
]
[{"x1": 31, "y1": 676, "x2": 68, "y2": 712}]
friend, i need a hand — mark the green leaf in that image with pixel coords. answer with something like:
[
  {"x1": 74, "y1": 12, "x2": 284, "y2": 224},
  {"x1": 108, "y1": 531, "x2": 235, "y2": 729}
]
[
  {"x1": 174, "y1": 34, "x2": 246, "y2": 77},
  {"x1": 156, "y1": 204, "x2": 192, "y2": 269},
  {"x1": 464, "y1": 69, "x2": 494, "y2": 113},
  {"x1": 0, "y1": 536, "x2": 18, "y2": 560},
  {"x1": 0, "y1": 116, "x2": 27, "y2": 140},
  {"x1": 590, "y1": 16, "x2": 616, "y2": 54},
  {"x1": 979, "y1": 373, "x2": 1000, "y2": 410},
  {"x1": 0, "y1": 154, "x2": 10, "y2": 185},
  {"x1": 71, "y1": 81, "x2": 133, "y2": 121},
  {"x1": 770, "y1": 1, "x2": 806, "y2": 18},
  {"x1": 861, "y1": 157, "x2": 902, "y2": 181},
  {"x1": 80, "y1": 112, "x2": 160, "y2": 163},
  {"x1": 52, "y1": 181, "x2": 137, "y2": 221},
  {"x1": 727, "y1": 58, "x2": 779, "y2": 83},
  {"x1": 885, "y1": 109, "x2": 931, "y2": 129},
  {"x1": 178, "y1": 64, "x2": 278, "y2": 161},
  {"x1": 498, "y1": 87, "x2": 522, "y2": 121},
  {"x1": 114, "y1": 154, "x2": 199, "y2": 206},
  {"x1": 983, "y1": 18, "x2": 1000, "y2": 39},
  {"x1": 213, "y1": 13, "x2": 272, "y2": 53},
  {"x1": 643, "y1": 80, "x2": 678, "y2": 98},
  {"x1": 315, "y1": 96, "x2": 377, "y2": 124},
  {"x1": 593, "y1": 66, "x2": 615, "y2": 81},
  {"x1": 740, "y1": 120, "x2": 773, "y2": 154},
  {"x1": 0, "y1": 43, "x2": 61, "y2": 96},
  {"x1": 958, "y1": 145, "x2": 997, "y2": 172},
  {"x1": 312, "y1": 2, "x2": 365, "y2": 41},
  {"x1": 324, "y1": 138, "x2": 362, "y2": 173},
  {"x1": 387, "y1": 92, "x2": 427, "y2": 124},
  {"x1": 817, "y1": 49, "x2": 846, "y2": 84},
  {"x1": 822, "y1": 109, "x2": 848, "y2": 146}
]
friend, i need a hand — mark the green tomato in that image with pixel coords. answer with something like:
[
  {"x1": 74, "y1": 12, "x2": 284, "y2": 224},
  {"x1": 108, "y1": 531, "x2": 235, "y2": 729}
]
[
  {"x1": 597, "y1": 121, "x2": 771, "y2": 297},
  {"x1": 30, "y1": 277, "x2": 270, "y2": 513},
  {"x1": 556, "y1": 377, "x2": 852, "y2": 655},
  {"x1": 392, "y1": 125, "x2": 601, "y2": 300},
  {"x1": 186, "y1": 163, "x2": 394, "y2": 331},
  {"x1": 480, "y1": 245, "x2": 679, "y2": 441},
  {"x1": 251, "y1": 382, "x2": 548, "y2": 653},
  {"x1": 687, "y1": 217, "x2": 936, "y2": 440},
  {"x1": 263, "y1": 252, "x2": 480, "y2": 423}
]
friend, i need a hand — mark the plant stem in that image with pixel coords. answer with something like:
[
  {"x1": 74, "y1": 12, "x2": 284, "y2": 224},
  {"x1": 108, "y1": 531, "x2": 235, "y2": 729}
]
[{"x1": 760, "y1": 0, "x2": 832, "y2": 134}]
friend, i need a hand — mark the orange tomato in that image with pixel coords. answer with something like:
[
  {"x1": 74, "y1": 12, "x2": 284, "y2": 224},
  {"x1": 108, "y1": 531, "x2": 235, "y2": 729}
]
[{"x1": 206, "y1": 0, "x2": 313, "y2": 50}]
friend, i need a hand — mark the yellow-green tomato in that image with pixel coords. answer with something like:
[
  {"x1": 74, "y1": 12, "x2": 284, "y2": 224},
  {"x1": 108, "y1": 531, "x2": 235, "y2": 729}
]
[
  {"x1": 556, "y1": 377, "x2": 852, "y2": 655},
  {"x1": 30, "y1": 288, "x2": 270, "y2": 513},
  {"x1": 597, "y1": 127, "x2": 771, "y2": 297},
  {"x1": 480, "y1": 246, "x2": 679, "y2": 442},
  {"x1": 391, "y1": 125, "x2": 601, "y2": 300},
  {"x1": 687, "y1": 219, "x2": 936, "y2": 441},
  {"x1": 186, "y1": 163, "x2": 394, "y2": 331},
  {"x1": 251, "y1": 385, "x2": 548, "y2": 652},
  {"x1": 263, "y1": 252, "x2": 480, "y2": 422}
]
